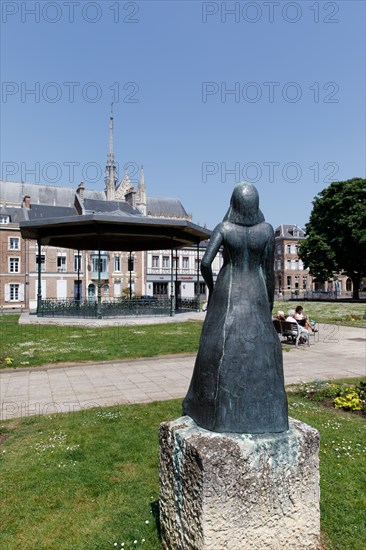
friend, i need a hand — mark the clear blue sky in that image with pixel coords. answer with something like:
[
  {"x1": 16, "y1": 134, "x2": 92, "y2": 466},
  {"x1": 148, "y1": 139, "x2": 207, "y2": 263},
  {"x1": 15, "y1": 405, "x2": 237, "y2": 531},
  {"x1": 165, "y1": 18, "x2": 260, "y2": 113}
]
[{"x1": 1, "y1": 0, "x2": 365, "y2": 230}]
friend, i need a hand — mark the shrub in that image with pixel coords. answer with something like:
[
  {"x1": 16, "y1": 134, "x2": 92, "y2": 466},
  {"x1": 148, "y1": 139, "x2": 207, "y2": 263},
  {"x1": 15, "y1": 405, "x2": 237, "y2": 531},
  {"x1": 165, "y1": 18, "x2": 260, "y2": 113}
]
[{"x1": 334, "y1": 392, "x2": 363, "y2": 411}]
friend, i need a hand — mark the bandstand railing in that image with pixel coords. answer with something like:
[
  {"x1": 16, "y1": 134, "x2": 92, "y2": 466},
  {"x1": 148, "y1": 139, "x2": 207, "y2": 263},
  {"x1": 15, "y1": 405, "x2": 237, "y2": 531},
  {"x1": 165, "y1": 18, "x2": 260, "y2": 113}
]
[
  {"x1": 176, "y1": 297, "x2": 200, "y2": 311},
  {"x1": 37, "y1": 298, "x2": 172, "y2": 318}
]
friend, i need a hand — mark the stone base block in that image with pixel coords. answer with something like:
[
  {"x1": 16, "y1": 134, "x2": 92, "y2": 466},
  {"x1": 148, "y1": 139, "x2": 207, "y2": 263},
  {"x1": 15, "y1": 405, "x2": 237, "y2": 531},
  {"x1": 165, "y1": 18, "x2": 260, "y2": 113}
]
[{"x1": 159, "y1": 416, "x2": 320, "y2": 550}]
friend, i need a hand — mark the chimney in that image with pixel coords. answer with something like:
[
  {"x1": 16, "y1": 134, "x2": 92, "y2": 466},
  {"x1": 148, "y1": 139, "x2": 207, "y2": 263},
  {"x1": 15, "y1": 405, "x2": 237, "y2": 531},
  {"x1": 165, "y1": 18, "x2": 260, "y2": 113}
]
[
  {"x1": 76, "y1": 181, "x2": 85, "y2": 202},
  {"x1": 23, "y1": 195, "x2": 31, "y2": 209},
  {"x1": 125, "y1": 189, "x2": 136, "y2": 208}
]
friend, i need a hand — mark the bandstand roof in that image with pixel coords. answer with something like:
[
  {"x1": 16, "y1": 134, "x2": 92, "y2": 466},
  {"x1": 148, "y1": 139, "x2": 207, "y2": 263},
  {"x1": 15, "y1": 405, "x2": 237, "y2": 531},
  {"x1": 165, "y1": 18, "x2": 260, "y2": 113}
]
[{"x1": 19, "y1": 213, "x2": 211, "y2": 251}]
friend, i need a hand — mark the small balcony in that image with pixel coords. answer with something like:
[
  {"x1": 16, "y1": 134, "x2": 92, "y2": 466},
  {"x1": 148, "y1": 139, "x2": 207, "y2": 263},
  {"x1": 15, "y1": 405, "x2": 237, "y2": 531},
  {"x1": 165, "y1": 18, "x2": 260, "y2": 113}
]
[{"x1": 91, "y1": 271, "x2": 109, "y2": 280}]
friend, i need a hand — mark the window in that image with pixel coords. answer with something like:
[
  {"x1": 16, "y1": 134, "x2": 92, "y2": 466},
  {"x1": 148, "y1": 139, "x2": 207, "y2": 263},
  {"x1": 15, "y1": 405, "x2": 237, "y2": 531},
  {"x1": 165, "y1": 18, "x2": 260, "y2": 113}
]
[
  {"x1": 91, "y1": 252, "x2": 109, "y2": 277},
  {"x1": 278, "y1": 276, "x2": 282, "y2": 291},
  {"x1": 103, "y1": 284, "x2": 109, "y2": 296},
  {"x1": 74, "y1": 254, "x2": 82, "y2": 272},
  {"x1": 277, "y1": 260, "x2": 281, "y2": 270},
  {"x1": 114, "y1": 280, "x2": 121, "y2": 297},
  {"x1": 9, "y1": 257, "x2": 20, "y2": 273},
  {"x1": 286, "y1": 259, "x2": 291, "y2": 270},
  {"x1": 128, "y1": 257, "x2": 135, "y2": 272},
  {"x1": 153, "y1": 282, "x2": 168, "y2": 295},
  {"x1": 173, "y1": 257, "x2": 179, "y2": 269},
  {"x1": 295, "y1": 245, "x2": 299, "y2": 254},
  {"x1": 286, "y1": 244, "x2": 291, "y2": 254},
  {"x1": 302, "y1": 276, "x2": 307, "y2": 289},
  {"x1": 9, "y1": 237, "x2": 20, "y2": 250},
  {"x1": 162, "y1": 256, "x2": 170, "y2": 268},
  {"x1": 9, "y1": 284, "x2": 19, "y2": 301},
  {"x1": 92, "y1": 256, "x2": 108, "y2": 274},
  {"x1": 287, "y1": 276, "x2": 292, "y2": 289},
  {"x1": 346, "y1": 278, "x2": 352, "y2": 292},
  {"x1": 195, "y1": 259, "x2": 201, "y2": 271},
  {"x1": 36, "y1": 254, "x2": 46, "y2": 272},
  {"x1": 0, "y1": 215, "x2": 9, "y2": 224},
  {"x1": 294, "y1": 275, "x2": 299, "y2": 289},
  {"x1": 152, "y1": 255, "x2": 159, "y2": 268},
  {"x1": 57, "y1": 255, "x2": 66, "y2": 272},
  {"x1": 114, "y1": 255, "x2": 121, "y2": 272},
  {"x1": 74, "y1": 280, "x2": 82, "y2": 300},
  {"x1": 88, "y1": 283, "x2": 96, "y2": 299},
  {"x1": 199, "y1": 282, "x2": 206, "y2": 295},
  {"x1": 182, "y1": 257, "x2": 189, "y2": 269},
  {"x1": 276, "y1": 244, "x2": 281, "y2": 254}
]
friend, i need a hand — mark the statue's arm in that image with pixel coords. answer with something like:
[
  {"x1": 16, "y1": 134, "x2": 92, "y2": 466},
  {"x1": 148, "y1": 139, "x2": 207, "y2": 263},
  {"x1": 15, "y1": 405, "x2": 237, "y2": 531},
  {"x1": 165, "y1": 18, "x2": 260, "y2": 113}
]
[
  {"x1": 201, "y1": 224, "x2": 224, "y2": 300},
  {"x1": 263, "y1": 229, "x2": 275, "y2": 312}
]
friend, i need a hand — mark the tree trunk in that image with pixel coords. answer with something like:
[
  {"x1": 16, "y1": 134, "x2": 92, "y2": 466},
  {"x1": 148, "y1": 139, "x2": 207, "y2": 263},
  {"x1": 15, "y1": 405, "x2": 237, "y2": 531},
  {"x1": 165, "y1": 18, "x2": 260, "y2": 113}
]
[{"x1": 351, "y1": 273, "x2": 361, "y2": 300}]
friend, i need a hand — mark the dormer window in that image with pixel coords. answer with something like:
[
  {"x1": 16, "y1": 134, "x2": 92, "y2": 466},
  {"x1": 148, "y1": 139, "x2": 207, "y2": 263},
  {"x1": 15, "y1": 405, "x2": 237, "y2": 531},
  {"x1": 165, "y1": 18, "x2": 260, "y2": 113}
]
[{"x1": 0, "y1": 215, "x2": 9, "y2": 224}]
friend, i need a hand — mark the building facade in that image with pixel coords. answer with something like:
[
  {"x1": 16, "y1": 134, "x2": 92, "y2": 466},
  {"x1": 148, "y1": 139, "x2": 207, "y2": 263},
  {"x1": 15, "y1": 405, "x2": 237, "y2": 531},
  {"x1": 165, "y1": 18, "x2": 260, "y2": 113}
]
[
  {"x1": 1, "y1": 115, "x2": 357, "y2": 309},
  {"x1": 0, "y1": 177, "x2": 208, "y2": 310},
  {"x1": 1, "y1": 110, "x2": 214, "y2": 310},
  {"x1": 274, "y1": 224, "x2": 354, "y2": 297},
  {"x1": 274, "y1": 225, "x2": 309, "y2": 296},
  {"x1": 145, "y1": 243, "x2": 222, "y2": 301}
]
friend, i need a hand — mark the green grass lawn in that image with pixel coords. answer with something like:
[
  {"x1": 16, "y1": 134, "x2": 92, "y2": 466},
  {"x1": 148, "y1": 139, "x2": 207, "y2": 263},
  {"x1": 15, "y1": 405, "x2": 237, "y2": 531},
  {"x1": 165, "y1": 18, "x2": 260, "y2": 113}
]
[
  {"x1": 1, "y1": 301, "x2": 365, "y2": 369},
  {"x1": 273, "y1": 300, "x2": 366, "y2": 328},
  {"x1": 1, "y1": 391, "x2": 365, "y2": 550},
  {"x1": 0, "y1": 316, "x2": 202, "y2": 369}
]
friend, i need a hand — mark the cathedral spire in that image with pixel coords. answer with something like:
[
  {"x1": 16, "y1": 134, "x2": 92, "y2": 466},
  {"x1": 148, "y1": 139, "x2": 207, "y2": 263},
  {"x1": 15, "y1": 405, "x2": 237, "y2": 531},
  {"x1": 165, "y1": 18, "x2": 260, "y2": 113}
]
[
  {"x1": 140, "y1": 164, "x2": 145, "y2": 190},
  {"x1": 136, "y1": 164, "x2": 147, "y2": 215},
  {"x1": 104, "y1": 104, "x2": 118, "y2": 201}
]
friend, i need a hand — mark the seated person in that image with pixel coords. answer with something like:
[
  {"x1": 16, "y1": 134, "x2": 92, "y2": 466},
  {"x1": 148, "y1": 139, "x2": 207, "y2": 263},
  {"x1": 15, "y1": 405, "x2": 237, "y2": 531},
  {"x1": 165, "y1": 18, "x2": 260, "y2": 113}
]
[
  {"x1": 286, "y1": 309, "x2": 309, "y2": 341},
  {"x1": 277, "y1": 310, "x2": 285, "y2": 320},
  {"x1": 286, "y1": 309, "x2": 298, "y2": 324},
  {"x1": 294, "y1": 305, "x2": 318, "y2": 332}
]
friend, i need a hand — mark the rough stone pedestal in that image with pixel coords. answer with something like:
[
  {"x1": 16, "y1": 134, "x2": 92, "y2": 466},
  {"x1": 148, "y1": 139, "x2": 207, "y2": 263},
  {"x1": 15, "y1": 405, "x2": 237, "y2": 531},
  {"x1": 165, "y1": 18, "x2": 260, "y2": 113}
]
[{"x1": 159, "y1": 416, "x2": 320, "y2": 550}]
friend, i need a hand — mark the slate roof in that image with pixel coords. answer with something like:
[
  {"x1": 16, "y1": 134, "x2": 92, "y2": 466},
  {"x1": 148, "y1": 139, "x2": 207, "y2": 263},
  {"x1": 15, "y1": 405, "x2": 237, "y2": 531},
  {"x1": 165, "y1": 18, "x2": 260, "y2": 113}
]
[
  {"x1": 0, "y1": 181, "x2": 190, "y2": 221},
  {"x1": 274, "y1": 224, "x2": 306, "y2": 239},
  {"x1": 20, "y1": 215, "x2": 211, "y2": 251},
  {"x1": 26, "y1": 204, "x2": 77, "y2": 220},
  {"x1": 83, "y1": 198, "x2": 140, "y2": 216},
  {"x1": 0, "y1": 180, "x2": 104, "y2": 207},
  {"x1": 0, "y1": 205, "x2": 27, "y2": 223},
  {"x1": 146, "y1": 196, "x2": 189, "y2": 219}
]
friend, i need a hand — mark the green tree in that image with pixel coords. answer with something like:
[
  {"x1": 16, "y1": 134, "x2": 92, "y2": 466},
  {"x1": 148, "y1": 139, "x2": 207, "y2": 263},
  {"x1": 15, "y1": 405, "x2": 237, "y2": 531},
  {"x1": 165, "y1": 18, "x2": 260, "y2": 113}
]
[{"x1": 299, "y1": 178, "x2": 366, "y2": 299}]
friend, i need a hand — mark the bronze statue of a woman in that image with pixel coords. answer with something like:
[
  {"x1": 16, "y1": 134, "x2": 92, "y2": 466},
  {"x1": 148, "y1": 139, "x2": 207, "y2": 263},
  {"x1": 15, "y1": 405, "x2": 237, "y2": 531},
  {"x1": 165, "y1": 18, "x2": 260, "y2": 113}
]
[{"x1": 183, "y1": 183, "x2": 289, "y2": 434}]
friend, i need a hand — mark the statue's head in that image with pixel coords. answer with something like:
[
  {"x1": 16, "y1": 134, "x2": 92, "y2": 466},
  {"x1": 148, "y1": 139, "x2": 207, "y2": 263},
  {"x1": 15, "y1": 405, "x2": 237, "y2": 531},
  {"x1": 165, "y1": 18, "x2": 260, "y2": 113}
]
[{"x1": 224, "y1": 183, "x2": 265, "y2": 226}]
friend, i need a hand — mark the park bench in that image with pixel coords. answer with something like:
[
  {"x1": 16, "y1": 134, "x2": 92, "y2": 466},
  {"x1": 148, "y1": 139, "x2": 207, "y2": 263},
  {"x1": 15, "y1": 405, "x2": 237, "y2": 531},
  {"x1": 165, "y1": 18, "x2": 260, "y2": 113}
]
[{"x1": 273, "y1": 319, "x2": 310, "y2": 348}]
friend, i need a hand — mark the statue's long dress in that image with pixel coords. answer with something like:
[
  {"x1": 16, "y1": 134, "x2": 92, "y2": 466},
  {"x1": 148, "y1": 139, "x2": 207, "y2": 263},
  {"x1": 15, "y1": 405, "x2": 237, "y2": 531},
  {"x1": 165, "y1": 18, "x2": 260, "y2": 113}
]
[{"x1": 183, "y1": 221, "x2": 288, "y2": 434}]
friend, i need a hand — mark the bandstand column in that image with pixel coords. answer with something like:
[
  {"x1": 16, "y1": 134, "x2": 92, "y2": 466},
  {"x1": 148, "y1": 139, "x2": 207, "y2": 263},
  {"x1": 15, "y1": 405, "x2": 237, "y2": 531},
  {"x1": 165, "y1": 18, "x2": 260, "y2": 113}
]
[
  {"x1": 36, "y1": 238, "x2": 42, "y2": 315},
  {"x1": 175, "y1": 250, "x2": 178, "y2": 311},
  {"x1": 97, "y1": 246, "x2": 102, "y2": 319},
  {"x1": 170, "y1": 238, "x2": 175, "y2": 317},
  {"x1": 196, "y1": 241, "x2": 200, "y2": 312},
  {"x1": 129, "y1": 251, "x2": 133, "y2": 300},
  {"x1": 77, "y1": 249, "x2": 81, "y2": 302}
]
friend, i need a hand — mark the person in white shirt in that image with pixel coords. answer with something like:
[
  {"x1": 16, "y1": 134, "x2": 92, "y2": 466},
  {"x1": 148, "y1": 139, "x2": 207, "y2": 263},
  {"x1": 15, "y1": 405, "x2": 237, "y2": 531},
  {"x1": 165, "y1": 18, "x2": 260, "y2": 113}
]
[
  {"x1": 294, "y1": 305, "x2": 318, "y2": 332},
  {"x1": 286, "y1": 309, "x2": 309, "y2": 342}
]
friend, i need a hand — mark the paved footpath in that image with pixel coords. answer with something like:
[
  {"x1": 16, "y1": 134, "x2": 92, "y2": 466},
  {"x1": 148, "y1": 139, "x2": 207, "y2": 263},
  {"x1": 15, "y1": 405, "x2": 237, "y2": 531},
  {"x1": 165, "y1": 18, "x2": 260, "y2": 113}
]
[{"x1": 1, "y1": 321, "x2": 365, "y2": 421}]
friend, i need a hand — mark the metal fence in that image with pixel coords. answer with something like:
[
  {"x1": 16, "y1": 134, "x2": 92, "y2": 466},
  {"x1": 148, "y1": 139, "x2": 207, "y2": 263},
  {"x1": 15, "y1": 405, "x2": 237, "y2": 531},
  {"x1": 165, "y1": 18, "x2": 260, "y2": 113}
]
[
  {"x1": 291, "y1": 290, "x2": 338, "y2": 300},
  {"x1": 38, "y1": 298, "x2": 172, "y2": 318},
  {"x1": 175, "y1": 297, "x2": 200, "y2": 311},
  {"x1": 290, "y1": 290, "x2": 366, "y2": 301}
]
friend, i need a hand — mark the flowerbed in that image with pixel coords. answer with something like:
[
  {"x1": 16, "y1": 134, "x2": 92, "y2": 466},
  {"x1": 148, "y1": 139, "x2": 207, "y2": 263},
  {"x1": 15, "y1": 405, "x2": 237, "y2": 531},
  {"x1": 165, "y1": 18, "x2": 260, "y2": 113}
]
[{"x1": 288, "y1": 380, "x2": 366, "y2": 416}]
